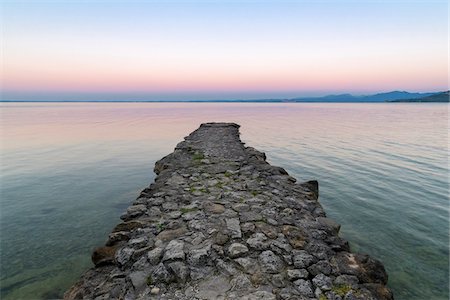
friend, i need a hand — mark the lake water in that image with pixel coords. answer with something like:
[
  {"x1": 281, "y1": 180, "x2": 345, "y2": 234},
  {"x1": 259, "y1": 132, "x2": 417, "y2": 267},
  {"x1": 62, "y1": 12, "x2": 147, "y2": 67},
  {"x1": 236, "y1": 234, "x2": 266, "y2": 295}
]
[{"x1": 0, "y1": 103, "x2": 448, "y2": 299}]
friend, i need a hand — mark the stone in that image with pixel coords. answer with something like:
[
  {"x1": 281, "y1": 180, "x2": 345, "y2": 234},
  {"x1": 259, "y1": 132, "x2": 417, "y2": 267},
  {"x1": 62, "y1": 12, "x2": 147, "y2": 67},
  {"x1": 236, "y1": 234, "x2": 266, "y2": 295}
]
[
  {"x1": 334, "y1": 274, "x2": 359, "y2": 286},
  {"x1": 151, "y1": 263, "x2": 173, "y2": 283},
  {"x1": 216, "y1": 258, "x2": 239, "y2": 275},
  {"x1": 241, "y1": 291, "x2": 276, "y2": 300},
  {"x1": 334, "y1": 252, "x2": 389, "y2": 284},
  {"x1": 246, "y1": 233, "x2": 270, "y2": 250},
  {"x1": 187, "y1": 245, "x2": 210, "y2": 266},
  {"x1": 235, "y1": 257, "x2": 260, "y2": 274},
  {"x1": 123, "y1": 204, "x2": 147, "y2": 219},
  {"x1": 150, "y1": 287, "x2": 160, "y2": 295},
  {"x1": 91, "y1": 246, "x2": 117, "y2": 266},
  {"x1": 162, "y1": 240, "x2": 185, "y2": 261},
  {"x1": 308, "y1": 260, "x2": 332, "y2": 276},
  {"x1": 156, "y1": 227, "x2": 188, "y2": 241},
  {"x1": 129, "y1": 271, "x2": 147, "y2": 290},
  {"x1": 226, "y1": 218, "x2": 242, "y2": 238},
  {"x1": 259, "y1": 250, "x2": 284, "y2": 274},
  {"x1": 239, "y1": 211, "x2": 263, "y2": 222},
  {"x1": 227, "y1": 243, "x2": 249, "y2": 258},
  {"x1": 256, "y1": 223, "x2": 278, "y2": 239},
  {"x1": 128, "y1": 236, "x2": 148, "y2": 248},
  {"x1": 287, "y1": 269, "x2": 309, "y2": 281},
  {"x1": 312, "y1": 273, "x2": 333, "y2": 291},
  {"x1": 167, "y1": 261, "x2": 189, "y2": 283},
  {"x1": 205, "y1": 202, "x2": 225, "y2": 214},
  {"x1": 240, "y1": 222, "x2": 256, "y2": 233},
  {"x1": 214, "y1": 231, "x2": 230, "y2": 245},
  {"x1": 196, "y1": 275, "x2": 231, "y2": 299},
  {"x1": 293, "y1": 279, "x2": 314, "y2": 297},
  {"x1": 282, "y1": 225, "x2": 307, "y2": 249},
  {"x1": 230, "y1": 274, "x2": 252, "y2": 291},
  {"x1": 292, "y1": 250, "x2": 315, "y2": 268},
  {"x1": 317, "y1": 217, "x2": 341, "y2": 234},
  {"x1": 116, "y1": 247, "x2": 135, "y2": 266},
  {"x1": 147, "y1": 247, "x2": 164, "y2": 265},
  {"x1": 272, "y1": 274, "x2": 287, "y2": 287}
]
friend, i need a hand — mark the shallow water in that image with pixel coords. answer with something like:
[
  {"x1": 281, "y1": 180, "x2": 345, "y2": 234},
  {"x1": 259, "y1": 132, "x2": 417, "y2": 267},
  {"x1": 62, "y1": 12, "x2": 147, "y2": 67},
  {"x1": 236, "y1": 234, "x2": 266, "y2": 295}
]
[{"x1": 0, "y1": 103, "x2": 448, "y2": 299}]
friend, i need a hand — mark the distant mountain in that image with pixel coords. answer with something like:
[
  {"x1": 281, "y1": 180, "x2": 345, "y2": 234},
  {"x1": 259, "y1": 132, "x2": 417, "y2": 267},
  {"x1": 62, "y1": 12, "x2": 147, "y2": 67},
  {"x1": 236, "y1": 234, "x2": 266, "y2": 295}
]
[
  {"x1": 389, "y1": 91, "x2": 449, "y2": 102},
  {"x1": 291, "y1": 91, "x2": 437, "y2": 102}
]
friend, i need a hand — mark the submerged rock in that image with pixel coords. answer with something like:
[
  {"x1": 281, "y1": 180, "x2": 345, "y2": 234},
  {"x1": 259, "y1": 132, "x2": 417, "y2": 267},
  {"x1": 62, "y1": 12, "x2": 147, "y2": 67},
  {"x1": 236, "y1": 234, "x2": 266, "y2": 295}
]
[{"x1": 64, "y1": 123, "x2": 392, "y2": 300}]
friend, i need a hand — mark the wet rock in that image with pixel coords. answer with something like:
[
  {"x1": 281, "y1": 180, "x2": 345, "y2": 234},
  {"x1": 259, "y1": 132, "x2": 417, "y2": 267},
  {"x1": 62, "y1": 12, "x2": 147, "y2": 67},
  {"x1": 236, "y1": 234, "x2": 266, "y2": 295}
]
[
  {"x1": 121, "y1": 204, "x2": 147, "y2": 220},
  {"x1": 92, "y1": 246, "x2": 117, "y2": 266}
]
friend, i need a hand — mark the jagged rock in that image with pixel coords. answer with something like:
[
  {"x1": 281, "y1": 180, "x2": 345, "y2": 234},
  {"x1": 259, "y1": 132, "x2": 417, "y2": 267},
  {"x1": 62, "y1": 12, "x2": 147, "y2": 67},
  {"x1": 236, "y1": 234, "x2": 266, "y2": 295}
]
[
  {"x1": 64, "y1": 123, "x2": 392, "y2": 300},
  {"x1": 156, "y1": 227, "x2": 188, "y2": 241},
  {"x1": 162, "y1": 240, "x2": 185, "y2": 261},
  {"x1": 308, "y1": 260, "x2": 332, "y2": 276},
  {"x1": 92, "y1": 246, "x2": 117, "y2": 266},
  {"x1": 187, "y1": 245, "x2": 211, "y2": 266},
  {"x1": 293, "y1": 279, "x2": 314, "y2": 297},
  {"x1": 129, "y1": 271, "x2": 148, "y2": 290},
  {"x1": 287, "y1": 269, "x2": 309, "y2": 281},
  {"x1": 167, "y1": 261, "x2": 189, "y2": 283},
  {"x1": 116, "y1": 247, "x2": 135, "y2": 266},
  {"x1": 147, "y1": 247, "x2": 164, "y2": 265},
  {"x1": 293, "y1": 250, "x2": 316, "y2": 268},
  {"x1": 282, "y1": 225, "x2": 307, "y2": 249},
  {"x1": 259, "y1": 250, "x2": 284, "y2": 273},
  {"x1": 227, "y1": 243, "x2": 249, "y2": 258},
  {"x1": 241, "y1": 291, "x2": 276, "y2": 300},
  {"x1": 312, "y1": 273, "x2": 333, "y2": 291},
  {"x1": 235, "y1": 257, "x2": 260, "y2": 274},
  {"x1": 246, "y1": 233, "x2": 270, "y2": 250},
  {"x1": 226, "y1": 218, "x2": 242, "y2": 238},
  {"x1": 151, "y1": 263, "x2": 173, "y2": 284}
]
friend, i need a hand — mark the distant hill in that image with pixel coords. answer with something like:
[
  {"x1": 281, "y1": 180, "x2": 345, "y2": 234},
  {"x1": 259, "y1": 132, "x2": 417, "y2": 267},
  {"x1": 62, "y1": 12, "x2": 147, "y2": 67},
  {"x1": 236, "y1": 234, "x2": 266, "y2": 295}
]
[
  {"x1": 291, "y1": 91, "x2": 437, "y2": 102},
  {"x1": 389, "y1": 91, "x2": 449, "y2": 102}
]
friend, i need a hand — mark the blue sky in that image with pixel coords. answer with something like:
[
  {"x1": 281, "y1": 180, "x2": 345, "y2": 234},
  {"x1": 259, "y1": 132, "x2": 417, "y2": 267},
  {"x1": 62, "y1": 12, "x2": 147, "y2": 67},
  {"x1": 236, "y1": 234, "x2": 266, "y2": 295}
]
[{"x1": 1, "y1": 0, "x2": 448, "y2": 100}]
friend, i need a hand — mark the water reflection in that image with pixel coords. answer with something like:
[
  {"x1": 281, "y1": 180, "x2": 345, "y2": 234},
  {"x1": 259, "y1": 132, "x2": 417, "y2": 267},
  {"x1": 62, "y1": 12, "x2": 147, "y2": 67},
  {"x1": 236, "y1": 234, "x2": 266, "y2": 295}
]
[{"x1": 0, "y1": 103, "x2": 448, "y2": 299}]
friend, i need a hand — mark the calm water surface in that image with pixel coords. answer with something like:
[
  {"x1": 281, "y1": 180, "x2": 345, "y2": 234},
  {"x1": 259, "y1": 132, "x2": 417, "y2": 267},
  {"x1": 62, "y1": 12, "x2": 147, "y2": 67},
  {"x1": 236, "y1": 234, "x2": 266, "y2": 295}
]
[{"x1": 0, "y1": 103, "x2": 448, "y2": 299}]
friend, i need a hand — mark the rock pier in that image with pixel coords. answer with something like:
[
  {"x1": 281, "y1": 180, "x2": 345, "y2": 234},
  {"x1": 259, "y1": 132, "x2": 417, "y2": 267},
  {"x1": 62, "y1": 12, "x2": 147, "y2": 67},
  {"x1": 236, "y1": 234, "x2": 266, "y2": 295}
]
[{"x1": 65, "y1": 123, "x2": 392, "y2": 300}]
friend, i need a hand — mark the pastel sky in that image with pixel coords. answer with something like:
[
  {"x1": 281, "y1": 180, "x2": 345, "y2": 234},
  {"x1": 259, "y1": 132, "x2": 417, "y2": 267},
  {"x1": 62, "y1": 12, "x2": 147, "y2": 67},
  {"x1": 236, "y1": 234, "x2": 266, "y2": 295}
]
[{"x1": 1, "y1": 0, "x2": 448, "y2": 101}]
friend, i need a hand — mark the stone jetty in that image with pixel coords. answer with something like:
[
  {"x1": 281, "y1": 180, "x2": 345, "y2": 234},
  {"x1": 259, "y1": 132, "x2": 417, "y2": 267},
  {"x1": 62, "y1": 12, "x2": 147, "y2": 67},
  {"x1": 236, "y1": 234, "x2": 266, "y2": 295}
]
[{"x1": 65, "y1": 123, "x2": 393, "y2": 300}]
